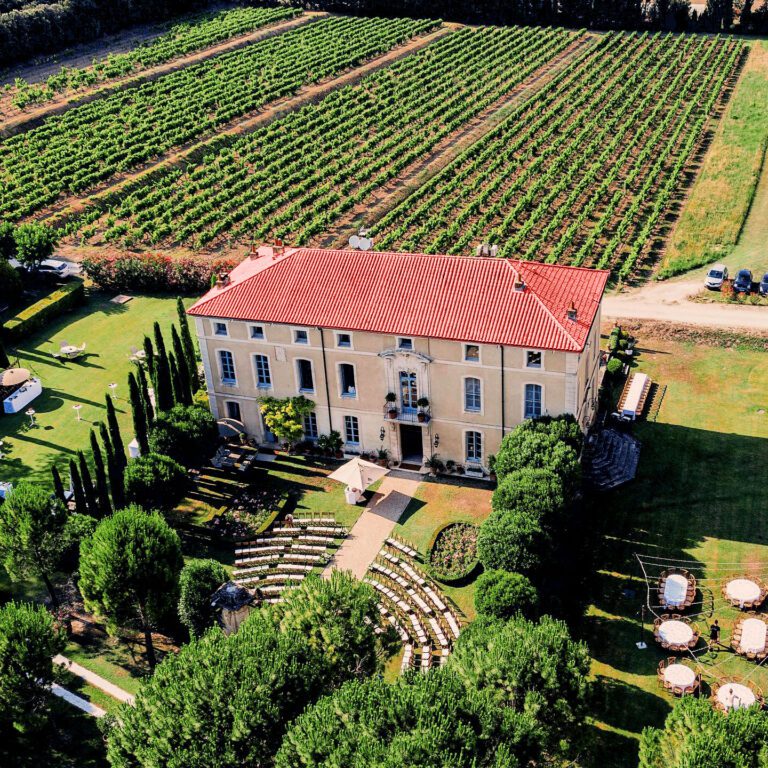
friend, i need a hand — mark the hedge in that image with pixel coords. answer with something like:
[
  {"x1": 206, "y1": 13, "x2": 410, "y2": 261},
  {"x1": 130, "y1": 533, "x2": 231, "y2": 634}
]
[{"x1": 2, "y1": 278, "x2": 85, "y2": 342}]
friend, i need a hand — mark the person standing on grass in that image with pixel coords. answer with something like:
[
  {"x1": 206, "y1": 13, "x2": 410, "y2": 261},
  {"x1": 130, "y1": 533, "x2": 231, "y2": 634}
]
[{"x1": 709, "y1": 619, "x2": 721, "y2": 649}]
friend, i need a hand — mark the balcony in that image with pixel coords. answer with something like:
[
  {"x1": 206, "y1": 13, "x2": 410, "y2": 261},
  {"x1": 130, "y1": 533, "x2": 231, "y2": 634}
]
[{"x1": 382, "y1": 405, "x2": 431, "y2": 425}]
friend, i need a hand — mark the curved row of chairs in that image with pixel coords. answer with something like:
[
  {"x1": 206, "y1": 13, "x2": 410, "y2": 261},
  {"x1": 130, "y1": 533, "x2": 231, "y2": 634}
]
[
  {"x1": 365, "y1": 540, "x2": 462, "y2": 673},
  {"x1": 233, "y1": 516, "x2": 347, "y2": 599}
]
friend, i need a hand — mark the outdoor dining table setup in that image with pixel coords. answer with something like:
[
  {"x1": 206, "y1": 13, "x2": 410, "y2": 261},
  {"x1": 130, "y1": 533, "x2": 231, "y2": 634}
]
[
  {"x1": 653, "y1": 615, "x2": 699, "y2": 652},
  {"x1": 657, "y1": 658, "x2": 700, "y2": 696},
  {"x1": 712, "y1": 681, "x2": 763, "y2": 712},
  {"x1": 731, "y1": 615, "x2": 768, "y2": 660},
  {"x1": 723, "y1": 577, "x2": 767, "y2": 610},
  {"x1": 658, "y1": 568, "x2": 697, "y2": 612}
]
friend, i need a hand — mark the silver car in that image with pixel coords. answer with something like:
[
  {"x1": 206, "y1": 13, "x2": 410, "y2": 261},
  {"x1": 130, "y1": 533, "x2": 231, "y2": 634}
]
[{"x1": 704, "y1": 264, "x2": 728, "y2": 290}]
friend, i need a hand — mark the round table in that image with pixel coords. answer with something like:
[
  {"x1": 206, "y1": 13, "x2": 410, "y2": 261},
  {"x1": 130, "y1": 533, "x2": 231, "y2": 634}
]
[
  {"x1": 664, "y1": 574, "x2": 689, "y2": 605},
  {"x1": 726, "y1": 578, "x2": 761, "y2": 607},
  {"x1": 61, "y1": 345, "x2": 79, "y2": 357},
  {"x1": 717, "y1": 683, "x2": 756, "y2": 710},
  {"x1": 663, "y1": 664, "x2": 696, "y2": 689},
  {"x1": 739, "y1": 617, "x2": 767, "y2": 654},
  {"x1": 658, "y1": 620, "x2": 694, "y2": 646}
]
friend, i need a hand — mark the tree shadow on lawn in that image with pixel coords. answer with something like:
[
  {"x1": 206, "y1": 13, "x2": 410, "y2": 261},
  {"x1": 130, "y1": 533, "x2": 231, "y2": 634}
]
[
  {"x1": 586, "y1": 723, "x2": 641, "y2": 768},
  {"x1": 592, "y1": 675, "x2": 670, "y2": 738}
]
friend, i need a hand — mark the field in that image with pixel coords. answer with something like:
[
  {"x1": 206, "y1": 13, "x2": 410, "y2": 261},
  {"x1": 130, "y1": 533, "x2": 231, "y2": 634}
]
[{"x1": 581, "y1": 333, "x2": 768, "y2": 766}]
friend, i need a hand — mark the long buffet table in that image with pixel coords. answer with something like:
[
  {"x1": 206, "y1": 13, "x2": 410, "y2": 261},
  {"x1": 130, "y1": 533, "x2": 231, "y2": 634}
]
[{"x1": 3, "y1": 377, "x2": 42, "y2": 414}]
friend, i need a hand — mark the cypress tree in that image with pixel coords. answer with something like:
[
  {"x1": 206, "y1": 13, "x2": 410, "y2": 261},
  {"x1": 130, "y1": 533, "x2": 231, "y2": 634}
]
[
  {"x1": 129, "y1": 371, "x2": 149, "y2": 454},
  {"x1": 78, "y1": 450, "x2": 98, "y2": 517},
  {"x1": 105, "y1": 394, "x2": 126, "y2": 469},
  {"x1": 0, "y1": 337, "x2": 9, "y2": 369},
  {"x1": 171, "y1": 325, "x2": 192, "y2": 405},
  {"x1": 89, "y1": 430, "x2": 111, "y2": 517},
  {"x1": 103, "y1": 434, "x2": 125, "y2": 511},
  {"x1": 69, "y1": 458, "x2": 87, "y2": 515},
  {"x1": 169, "y1": 352, "x2": 185, "y2": 408},
  {"x1": 177, "y1": 296, "x2": 198, "y2": 393},
  {"x1": 137, "y1": 364, "x2": 155, "y2": 425},
  {"x1": 99, "y1": 421, "x2": 112, "y2": 458},
  {"x1": 143, "y1": 335, "x2": 155, "y2": 379},
  {"x1": 153, "y1": 341, "x2": 174, "y2": 413},
  {"x1": 51, "y1": 465, "x2": 66, "y2": 505}
]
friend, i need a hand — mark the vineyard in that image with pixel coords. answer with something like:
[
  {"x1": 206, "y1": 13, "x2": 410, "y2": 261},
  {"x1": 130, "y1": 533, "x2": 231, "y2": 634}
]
[
  {"x1": 0, "y1": 15, "x2": 437, "y2": 220},
  {"x1": 65, "y1": 25, "x2": 577, "y2": 249},
  {"x1": 371, "y1": 31, "x2": 744, "y2": 278},
  {"x1": 4, "y1": 5, "x2": 300, "y2": 111}
]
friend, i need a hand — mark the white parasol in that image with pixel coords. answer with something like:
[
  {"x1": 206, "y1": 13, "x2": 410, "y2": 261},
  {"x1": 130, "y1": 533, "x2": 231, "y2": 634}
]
[{"x1": 329, "y1": 457, "x2": 389, "y2": 496}]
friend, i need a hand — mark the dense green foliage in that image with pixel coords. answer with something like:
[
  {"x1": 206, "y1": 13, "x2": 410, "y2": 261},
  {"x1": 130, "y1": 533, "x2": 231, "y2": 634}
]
[
  {"x1": 639, "y1": 696, "x2": 768, "y2": 768},
  {"x1": 148, "y1": 404, "x2": 216, "y2": 466},
  {"x1": 0, "y1": 482, "x2": 69, "y2": 607},
  {"x1": 477, "y1": 508, "x2": 548, "y2": 574},
  {"x1": 276, "y1": 668, "x2": 537, "y2": 767},
  {"x1": 0, "y1": 260, "x2": 21, "y2": 306},
  {"x1": 79, "y1": 507, "x2": 183, "y2": 668},
  {"x1": 123, "y1": 452, "x2": 188, "y2": 510},
  {"x1": 177, "y1": 559, "x2": 228, "y2": 638},
  {"x1": 0, "y1": 602, "x2": 65, "y2": 758},
  {"x1": 449, "y1": 615, "x2": 592, "y2": 760},
  {"x1": 492, "y1": 467, "x2": 566, "y2": 520},
  {"x1": 474, "y1": 570, "x2": 538, "y2": 620},
  {"x1": 1, "y1": 279, "x2": 85, "y2": 343},
  {"x1": 105, "y1": 574, "x2": 383, "y2": 767},
  {"x1": 259, "y1": 395, "x2": 317, "y2": 447}
]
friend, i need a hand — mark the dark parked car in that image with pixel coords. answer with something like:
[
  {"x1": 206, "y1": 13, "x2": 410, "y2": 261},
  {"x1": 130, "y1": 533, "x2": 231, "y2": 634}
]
[{"x1": 733, "y1": 269, "x2": 753, "y2": 294}]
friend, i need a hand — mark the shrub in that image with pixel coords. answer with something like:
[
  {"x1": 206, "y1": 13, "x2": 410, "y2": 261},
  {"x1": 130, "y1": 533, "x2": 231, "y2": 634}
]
[
  {"x1": 178, "y1": 559, "x2": 228, "y2": 639},
  {"x1": 427, "y1": 522, "x2": 479, "y2": 582},
  {"x1": 494, "y1": 429, "x2": 580, "y2": 489},
  {"x1": 474, "y1": 570, "x2": 538, "y2": 620},
  {"x1": 476, "y1": 508, "x2": 547, "y2": 573},
  {"x1": 13, "y1": 222, "x2": 56, "y2": 268},
  {"x1": 492, "y1": 467, "x2": 565, "y2": 521},
  {"x1": 81, "y1": 252, "x2": 237, "y2": 294},
  {"x1": 2, "y1": 278, "x2": 85, "y2": 342},
  {"x1": 606, "y1": 357, "x2": 623, "y2": 376},
  {"x1": 124, "y1": 452, "x2": 189, "y2": 510},
  {"x1": 0, "y1": 260, "x2": 22, "y2": 305},
  {"x1": 148, "y1": 404, "x2": 217, "y2": 467}
]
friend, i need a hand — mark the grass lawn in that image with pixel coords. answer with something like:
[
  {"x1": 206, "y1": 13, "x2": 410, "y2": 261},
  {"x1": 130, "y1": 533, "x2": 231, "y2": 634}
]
[
  {"x1": 581, "y1": 335, "x2": 768, "y2": 767},
  {"x1": 0, "y1": 291, "x2": 189, "y2": 486},
  {"x1": 660, "y1": 40, "x2": 768, "y2": 278},
  {"x1": 394, "y1": 478, "x2": 493, "y2": 620}
]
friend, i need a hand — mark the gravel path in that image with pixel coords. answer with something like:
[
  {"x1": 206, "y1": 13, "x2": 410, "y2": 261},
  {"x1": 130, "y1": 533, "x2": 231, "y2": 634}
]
[{"x1": 54, "y1": 653, "x2": 136, "y2": 705}]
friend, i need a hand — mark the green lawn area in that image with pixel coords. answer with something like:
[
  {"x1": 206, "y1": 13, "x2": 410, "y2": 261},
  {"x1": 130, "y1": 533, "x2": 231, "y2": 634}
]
[
  {"x1": 0, "y1": 291, "x2": 188, "y2": 486},
  {"x1": 581, "y1": 335, "x2": 768, "y2": 767},
  {"x1": 660, "y1": 41, "x2": 768, "y2": 278},
  {"x1": 394, "y1": 479, "x2": 493, "y2": 620}
]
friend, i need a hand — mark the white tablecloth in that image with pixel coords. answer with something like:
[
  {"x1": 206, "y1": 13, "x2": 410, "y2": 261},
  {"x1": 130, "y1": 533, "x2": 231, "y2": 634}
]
[
  {"x1": 663, "y1": 664, "x2": 696, "y2": 688},
  {"x1": 658, "y1": 620, "x2": 693, "y2": 645},
  {"x1": 726, "y1": 579, "x2": 761, "y2": 607},
  {"x1": 739, "y1": 618, "x2": 767, "y2": 654},
  {"x1": 717, "y1": 683, "x2": 756, "y2": 710},
  {"x1": 664, "y1": 574, "x2": 689, "y2": 605}
]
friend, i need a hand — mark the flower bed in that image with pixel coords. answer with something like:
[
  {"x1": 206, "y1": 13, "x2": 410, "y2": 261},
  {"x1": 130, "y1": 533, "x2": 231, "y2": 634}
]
[
  {"x1": 428, "y1": 522, "x2": 479, "y2": 583},
  {"x1": 206, "y1": 485, "x2": 288, "y2": 540}
]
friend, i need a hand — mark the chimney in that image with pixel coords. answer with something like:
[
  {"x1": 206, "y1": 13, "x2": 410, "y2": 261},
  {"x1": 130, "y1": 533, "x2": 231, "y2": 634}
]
[
  {"x1": 566, "y1": 301, "x2": 578, "y2": 321},
  {"x1": 514, "y1": 277, "x2": 526, "y2": 292},
  {"x1": 216, "y1": 272, "x2": 231, "y2": 288},
  {"x1": 273, "y1": 238, "x2": 285, "y2": 258}
]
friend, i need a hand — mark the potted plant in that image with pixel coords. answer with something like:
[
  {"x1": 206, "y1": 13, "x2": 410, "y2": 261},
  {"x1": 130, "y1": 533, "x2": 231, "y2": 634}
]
[
  {"x1": 445, "y1": 459, "x2": 456, "y2": 474},
  {"x1": 423, "y1": 453, "x2": 444, "y2": 476},
  {"x1": 377, "y1": 448, "x2": 390, "y2": 468},
  {"x1": 416, "y1": 397, "x2": 430, "y2": 423},
  {"x1": 385, "y1": 392, "x2": 398, "y2": 419},
  {"x1": 488, "y1": 454, "x2": 497, "y2": 483},
  {"x1": 455, "y1": 463, "x2": 465, "y2": 475},
  {"x1": 328, "y1": 430, "x2": 344, "y2": 458}
]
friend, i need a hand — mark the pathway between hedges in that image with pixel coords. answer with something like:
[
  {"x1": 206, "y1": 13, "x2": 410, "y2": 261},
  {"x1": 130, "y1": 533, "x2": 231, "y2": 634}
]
[
  {"x1": 323, "y1": 476, "x2": 420, "y2": 580},
  {"x1": 54, "y1": 653, "x2": 136, "y2": 705}
]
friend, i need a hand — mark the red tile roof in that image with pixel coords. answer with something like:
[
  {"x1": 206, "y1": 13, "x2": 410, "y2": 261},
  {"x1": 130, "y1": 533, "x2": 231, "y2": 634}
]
[{"x1": 188, "y1": 248, "x2": 608, "y2": 352}]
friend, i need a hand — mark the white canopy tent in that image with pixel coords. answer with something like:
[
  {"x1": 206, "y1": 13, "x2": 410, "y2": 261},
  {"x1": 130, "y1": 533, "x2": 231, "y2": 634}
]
[{"x1": 329, "y1": 457, "x2": 390, "y2": 504}]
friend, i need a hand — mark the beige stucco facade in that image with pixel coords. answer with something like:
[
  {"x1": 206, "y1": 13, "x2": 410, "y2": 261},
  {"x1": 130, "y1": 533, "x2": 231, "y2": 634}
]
[{"x1": 195, "y1": 309, "x2": 602, "y2": 474}]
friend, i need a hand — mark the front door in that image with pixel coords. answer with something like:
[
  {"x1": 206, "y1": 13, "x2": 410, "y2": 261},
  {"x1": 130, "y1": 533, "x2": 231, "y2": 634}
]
[{"x1": 400, "y1": 424, "x2": 423, "y2": 464}]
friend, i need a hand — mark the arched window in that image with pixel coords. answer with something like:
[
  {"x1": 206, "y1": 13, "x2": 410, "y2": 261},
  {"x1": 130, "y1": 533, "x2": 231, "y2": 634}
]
[
  {"x1": 524, "y1": 384, "x2": 542, "y2": 419},
  {"x1": 464, "y1": 377, "x2": 481, "y2": 412}
]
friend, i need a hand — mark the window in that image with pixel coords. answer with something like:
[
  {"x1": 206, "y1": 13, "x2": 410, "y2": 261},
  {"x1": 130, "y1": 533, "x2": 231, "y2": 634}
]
[
  {"x1": 337, "y1": 332, "x2": 352, "y2": 348},
  {"x1": 250, "y1": 325, "x2": 265, "y2": 340},
  {"x1": 344, "y1": 415, "x2": 360, "y2": 444},
  {"x1": 397, "y1": 337, "x2": 413, "y2": 350},
  {"x1": 466, "y1": 431, "x2": 482, "y2": 463},
  {"x1": 464, "y1": 344, "x2": 480, "y2": 362},
  {"x1": 297, "y1": 359, "x2": 314, "y2": 392},
  {"x1": 464, "y1": 377, "x2": 481, "y2": 412},
  {"x1": 254, "y1": 354, "x2": 271, "y2": 388},
  {"x1": 339, "y1": 364, "x2": 356, "y2": 397},
  {"x1": 294, "y1": 329, "x2": 308, "y2": 344},
  {"x1": 399, "y1": 371, "x2": 418, "y2": 412},
  {"x1": 219, "y1": 350, "x2": 236, "y2": 385},
  {"x1": 526, "y1": 350, "x2": 542, "y2": 369},
  {"x1": 524, "y1": 384, "x2": 543, "y2": 419},
  {"x1": 226, "y1": 401, "x2": 241, "y2": 421},
  {"x1": 214, "y1": 321, "x2": 228, "y2": 336},
  {"x1": 303, "y1": 412, "x2": 318, "y2": 439}
]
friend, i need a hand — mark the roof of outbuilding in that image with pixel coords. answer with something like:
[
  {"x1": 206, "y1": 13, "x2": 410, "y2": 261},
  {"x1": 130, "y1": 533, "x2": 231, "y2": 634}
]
[{"x1": 188, "y1": 248, "x2": 608, "y2": 352}]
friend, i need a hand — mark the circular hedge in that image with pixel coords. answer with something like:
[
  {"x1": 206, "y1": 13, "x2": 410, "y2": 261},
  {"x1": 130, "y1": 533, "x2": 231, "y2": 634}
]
[{"x1": 428, "y1": 522, "x2": 479, "y2": 583}]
